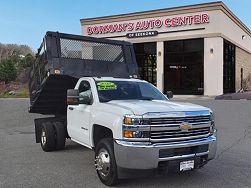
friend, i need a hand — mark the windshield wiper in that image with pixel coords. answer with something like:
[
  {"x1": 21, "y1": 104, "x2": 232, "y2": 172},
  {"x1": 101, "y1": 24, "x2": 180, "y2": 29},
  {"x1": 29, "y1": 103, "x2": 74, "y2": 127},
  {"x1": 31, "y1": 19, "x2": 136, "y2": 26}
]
[
  {"x1": 138, "y1": 97, "x2": 154, "y2": 101},
  {"x1": 101, "y1": 99, "x2": 113, "y2": 103}
]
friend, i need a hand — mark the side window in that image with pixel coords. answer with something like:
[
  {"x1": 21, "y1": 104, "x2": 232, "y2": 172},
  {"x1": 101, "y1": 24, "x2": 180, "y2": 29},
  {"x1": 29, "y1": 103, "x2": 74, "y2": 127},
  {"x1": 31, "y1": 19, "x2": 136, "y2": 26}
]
[{"x1": 78, "y1": 81, "x2": 93, "y2": 104}]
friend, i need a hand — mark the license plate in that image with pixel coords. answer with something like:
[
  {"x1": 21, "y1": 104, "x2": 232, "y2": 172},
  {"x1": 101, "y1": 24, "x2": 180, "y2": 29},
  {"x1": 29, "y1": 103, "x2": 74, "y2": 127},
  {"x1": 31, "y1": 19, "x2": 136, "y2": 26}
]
[{"x1": 180, "y1": 160, "x2": 194, "y2": 171}]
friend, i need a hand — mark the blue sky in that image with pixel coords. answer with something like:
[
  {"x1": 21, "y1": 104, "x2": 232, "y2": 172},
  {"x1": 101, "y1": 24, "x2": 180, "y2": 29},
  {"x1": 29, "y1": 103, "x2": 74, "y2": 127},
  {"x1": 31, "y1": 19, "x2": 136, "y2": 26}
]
[{"x1": 0, "y1": 0, "x2": 250, "y2": 51}]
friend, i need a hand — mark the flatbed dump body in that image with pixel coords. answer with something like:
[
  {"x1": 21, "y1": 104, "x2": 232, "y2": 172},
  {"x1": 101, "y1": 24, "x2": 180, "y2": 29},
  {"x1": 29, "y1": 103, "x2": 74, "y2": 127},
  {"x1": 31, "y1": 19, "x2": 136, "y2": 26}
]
[{"x1": 29, "y1": 31, "x2": 138, "y2": 115}]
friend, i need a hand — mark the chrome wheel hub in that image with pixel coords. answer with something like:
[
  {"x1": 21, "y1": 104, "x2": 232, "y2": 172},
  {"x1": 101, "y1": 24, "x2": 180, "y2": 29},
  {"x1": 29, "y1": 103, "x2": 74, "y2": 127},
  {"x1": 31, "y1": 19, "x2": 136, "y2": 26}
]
[
  {"x1": 41, "y1": 129, "x2": 46, "y2": 145},
  {"x1": 95, "y1": 148, "x2": 111, "y2": 177}
]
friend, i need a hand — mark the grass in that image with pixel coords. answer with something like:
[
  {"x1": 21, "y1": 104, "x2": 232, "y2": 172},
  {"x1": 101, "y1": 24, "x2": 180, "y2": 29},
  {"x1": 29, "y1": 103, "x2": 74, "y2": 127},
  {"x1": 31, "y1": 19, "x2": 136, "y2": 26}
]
[{"x1": 0, "y1": 90, "x2": 29, "y2": 98}]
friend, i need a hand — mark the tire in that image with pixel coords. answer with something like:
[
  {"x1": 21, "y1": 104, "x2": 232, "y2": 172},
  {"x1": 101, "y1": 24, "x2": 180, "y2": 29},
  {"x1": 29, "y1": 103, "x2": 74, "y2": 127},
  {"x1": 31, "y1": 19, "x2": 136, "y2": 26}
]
[
  {"x1": 40, "y1": 122, "x2": 56, "y2": 152},
  {"x1": 95, "y1": 138, "x2": 118, "y2": 186},
  {"x1": 53, "y1": 122, "x2": 66, "y2": 150}
]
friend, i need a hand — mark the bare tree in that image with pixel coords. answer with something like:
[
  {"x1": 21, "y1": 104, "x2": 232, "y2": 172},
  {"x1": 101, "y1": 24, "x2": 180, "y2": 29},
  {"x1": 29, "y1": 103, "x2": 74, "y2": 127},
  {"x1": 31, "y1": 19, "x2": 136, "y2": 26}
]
[
  {"x1": 243, "y1": 73, "x2": 251, "y2": 91},
  {"x1": 0, "y1": 43, "x2": 34, "y2": 62}
]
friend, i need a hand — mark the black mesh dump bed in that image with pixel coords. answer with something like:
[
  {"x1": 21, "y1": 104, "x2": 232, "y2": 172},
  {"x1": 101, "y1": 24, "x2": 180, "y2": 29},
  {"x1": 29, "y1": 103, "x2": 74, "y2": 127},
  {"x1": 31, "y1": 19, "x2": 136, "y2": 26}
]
[{"x1": 29, "y1": 31, "x2": 138, "y2": 115}]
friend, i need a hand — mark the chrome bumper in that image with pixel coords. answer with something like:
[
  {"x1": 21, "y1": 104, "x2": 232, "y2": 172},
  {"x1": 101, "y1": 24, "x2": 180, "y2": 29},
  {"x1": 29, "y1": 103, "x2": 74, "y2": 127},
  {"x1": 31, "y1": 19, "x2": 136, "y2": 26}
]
[{"x1": 114, "y1": 131, "x2": 217, "y2": 169}]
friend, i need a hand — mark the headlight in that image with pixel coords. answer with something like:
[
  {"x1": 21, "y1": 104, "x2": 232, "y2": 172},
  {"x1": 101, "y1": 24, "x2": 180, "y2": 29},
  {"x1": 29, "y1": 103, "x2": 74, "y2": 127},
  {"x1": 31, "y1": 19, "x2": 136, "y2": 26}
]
[
  {"x1": 209, "y1": 111, "x2": 216, "y2": 133},
  {"x1": 123, "y1": 115, "x2": 150, "y2": 125},
  {"x1": 210, "y1": 111, "x2": 214, "y2": 122},
  {"x1": 123, "y1": 130, "x2": 150, "y2": 138},
  {"x1": 123, "y1": 115, "x2": 150, "y2": 139},
  {"x1": 123, "y1": 115, "x2": 142, "y2": 125}
]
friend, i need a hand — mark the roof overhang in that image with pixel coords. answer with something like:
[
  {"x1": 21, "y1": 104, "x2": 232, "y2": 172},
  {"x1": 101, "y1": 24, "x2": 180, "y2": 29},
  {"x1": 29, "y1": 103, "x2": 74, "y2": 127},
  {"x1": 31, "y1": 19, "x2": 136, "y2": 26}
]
[{"x1": 80, "y1": 1, "x2": 251, "y2": 37}]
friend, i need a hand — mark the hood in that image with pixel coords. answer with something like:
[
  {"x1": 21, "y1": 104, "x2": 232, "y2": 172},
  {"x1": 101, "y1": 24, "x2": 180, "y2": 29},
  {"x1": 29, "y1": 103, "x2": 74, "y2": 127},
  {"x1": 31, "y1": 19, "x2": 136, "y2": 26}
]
[{"x1": 107, "y1": 100, "x2": 209, "y2": 115}]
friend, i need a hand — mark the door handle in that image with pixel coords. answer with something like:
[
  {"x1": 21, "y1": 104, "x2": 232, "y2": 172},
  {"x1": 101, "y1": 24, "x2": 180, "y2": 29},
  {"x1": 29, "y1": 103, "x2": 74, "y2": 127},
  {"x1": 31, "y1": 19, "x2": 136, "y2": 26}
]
[
  {"x1": 81, "y1": 127, "x2": 88, "y2": 131},
  {"x1": 68, "y1": 107, "x2": 74, "y2": 110}
]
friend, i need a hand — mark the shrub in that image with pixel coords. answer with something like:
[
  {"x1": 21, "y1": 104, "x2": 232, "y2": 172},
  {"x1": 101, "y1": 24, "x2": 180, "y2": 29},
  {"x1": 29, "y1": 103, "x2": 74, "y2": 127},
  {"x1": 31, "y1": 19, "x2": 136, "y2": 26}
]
[
  {"x1": 243, "y1": 74, "x2": 251, "y2": 91},
  {"x1": 19, "y1": 54, "x2": 35, "y2": 68},
  {"x1": 0, "y1": 59, "x2": 17, "y2": 82}
]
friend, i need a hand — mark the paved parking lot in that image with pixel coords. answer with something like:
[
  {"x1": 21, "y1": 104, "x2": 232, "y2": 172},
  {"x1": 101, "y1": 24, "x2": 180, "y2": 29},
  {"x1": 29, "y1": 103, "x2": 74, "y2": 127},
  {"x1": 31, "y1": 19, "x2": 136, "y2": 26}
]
[{"x1": 0, "y1": 98, "x2": 250, "y2": 188}]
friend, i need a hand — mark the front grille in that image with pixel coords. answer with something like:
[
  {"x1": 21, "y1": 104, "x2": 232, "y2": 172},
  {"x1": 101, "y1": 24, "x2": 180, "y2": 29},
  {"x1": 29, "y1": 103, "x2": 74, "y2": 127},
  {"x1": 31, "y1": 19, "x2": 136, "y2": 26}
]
[
  {"x1": 149, "y1": 115, "x2": 211, "y2": 143},
  {"x1": 150, "y1": 115, "x2": 210, "y2": 125},
  {"x1": 151, "y1": 127, "x2": 210, "y2": 142}
]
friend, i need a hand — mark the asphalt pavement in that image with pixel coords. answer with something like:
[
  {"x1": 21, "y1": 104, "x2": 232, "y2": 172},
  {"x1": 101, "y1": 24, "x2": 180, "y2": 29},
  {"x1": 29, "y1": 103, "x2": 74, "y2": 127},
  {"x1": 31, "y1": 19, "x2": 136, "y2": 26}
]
[{"x1": 0, "y1": 98, "x2": 250, "y2": 188}]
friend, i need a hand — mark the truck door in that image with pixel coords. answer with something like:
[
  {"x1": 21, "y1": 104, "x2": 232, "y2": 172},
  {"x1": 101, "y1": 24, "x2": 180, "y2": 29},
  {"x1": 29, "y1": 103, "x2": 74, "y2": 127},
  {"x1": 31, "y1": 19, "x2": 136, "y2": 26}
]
[{"x1": 67, "y1": 80, "x2": 93, "y2": 146}]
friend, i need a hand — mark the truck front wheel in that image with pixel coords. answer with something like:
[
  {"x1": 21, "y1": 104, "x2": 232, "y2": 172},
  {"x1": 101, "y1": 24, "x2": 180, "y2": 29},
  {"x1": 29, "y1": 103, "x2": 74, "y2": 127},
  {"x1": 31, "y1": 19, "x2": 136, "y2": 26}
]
[
  {"x1": 40, "y1": 122, "x2": 56, "y2": 152},
  {"x1": 95, "y1": 138, "x2": 118, "y2": 186}
]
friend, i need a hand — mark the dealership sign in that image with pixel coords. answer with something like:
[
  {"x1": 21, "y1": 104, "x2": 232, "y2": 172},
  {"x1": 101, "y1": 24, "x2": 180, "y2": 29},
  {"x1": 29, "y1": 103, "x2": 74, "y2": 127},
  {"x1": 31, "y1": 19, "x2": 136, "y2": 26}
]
[
  {"x1": 126, "y1": 31, "x2": 158, "y2": 38},
  {"x1": 86, "y1": 13, "x2": 210, "y2": 36}
]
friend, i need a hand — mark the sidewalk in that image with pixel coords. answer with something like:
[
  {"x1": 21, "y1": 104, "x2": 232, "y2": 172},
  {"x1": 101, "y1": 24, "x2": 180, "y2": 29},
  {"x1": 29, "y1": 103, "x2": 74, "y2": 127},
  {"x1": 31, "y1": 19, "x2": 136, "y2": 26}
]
[
  {"x1": 172, "y1": 95, "x2": 215, "y2": 100},
  {"x1": 215, "y1": 92, "x2": 251, "y2": 100}
]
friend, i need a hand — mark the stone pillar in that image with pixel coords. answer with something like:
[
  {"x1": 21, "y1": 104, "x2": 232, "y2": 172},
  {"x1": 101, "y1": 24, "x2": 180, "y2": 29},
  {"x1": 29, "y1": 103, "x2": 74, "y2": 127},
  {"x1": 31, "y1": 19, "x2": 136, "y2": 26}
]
[
  {"x1": 156, "y1": 41, "x2": 164, "y2": 92},
  {"x1": 204, "y1": 37, "x2": 224, "y2": 96}
]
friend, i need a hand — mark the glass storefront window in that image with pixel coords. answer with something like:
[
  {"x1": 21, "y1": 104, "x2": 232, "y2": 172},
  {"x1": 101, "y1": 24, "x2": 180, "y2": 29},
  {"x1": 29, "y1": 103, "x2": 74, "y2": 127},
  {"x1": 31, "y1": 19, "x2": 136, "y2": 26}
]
[
  {"x1": 133, "y1": 43, "x2": 157, "y2": 86},
  {"x1": 223, "y1": 40, "x2": 235, "y2": 93},
  {"x1": 164, "y1": 39, "x2": 204, "y2": 95}
]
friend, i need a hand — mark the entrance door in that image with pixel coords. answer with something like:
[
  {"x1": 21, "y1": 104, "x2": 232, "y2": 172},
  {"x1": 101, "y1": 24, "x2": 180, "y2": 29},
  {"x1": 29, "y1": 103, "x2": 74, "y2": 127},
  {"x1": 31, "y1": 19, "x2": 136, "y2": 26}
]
[
  {"x1": 164, "y1": 39, "x2": 204, "y2": 95},
  {"x1": 133, "y1": 43, "x2": 157, "y2": 85},
  {"x1": 223, "y1": 40, "x2": 235, "y2": 93}
]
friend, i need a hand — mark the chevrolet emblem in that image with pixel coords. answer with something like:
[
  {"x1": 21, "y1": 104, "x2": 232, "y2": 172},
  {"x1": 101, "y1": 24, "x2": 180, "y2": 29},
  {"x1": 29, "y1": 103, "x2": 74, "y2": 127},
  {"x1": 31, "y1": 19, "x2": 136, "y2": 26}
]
[{"x1": 180, "y1": 122, "x2": 192, "y2": 131}]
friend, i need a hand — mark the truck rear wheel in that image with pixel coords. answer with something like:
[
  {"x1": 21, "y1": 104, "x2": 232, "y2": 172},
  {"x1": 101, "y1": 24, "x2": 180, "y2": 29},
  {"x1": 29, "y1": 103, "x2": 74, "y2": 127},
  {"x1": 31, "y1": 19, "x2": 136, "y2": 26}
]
[
  {"x1": 53, "y1": 122, "x2": 66, "y2": 150},
  {"x1": 95, "y1": 138, "x2": 118, "y2": 186},
  {"x1": 41, "y1": 122, "x2": 56, "y2": 152}
]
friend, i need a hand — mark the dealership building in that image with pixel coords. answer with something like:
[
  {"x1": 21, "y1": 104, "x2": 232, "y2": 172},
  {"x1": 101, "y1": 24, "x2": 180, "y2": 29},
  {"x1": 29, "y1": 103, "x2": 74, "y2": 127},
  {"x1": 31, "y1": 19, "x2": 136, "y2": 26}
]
[{"x1": 80, "y1": 1, "x2": 251, "y2": 96}]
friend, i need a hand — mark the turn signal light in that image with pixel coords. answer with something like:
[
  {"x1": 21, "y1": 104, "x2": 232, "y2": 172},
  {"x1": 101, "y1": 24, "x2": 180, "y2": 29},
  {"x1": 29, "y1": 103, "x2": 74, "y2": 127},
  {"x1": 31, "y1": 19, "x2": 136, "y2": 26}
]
[
  {"x1": 123, "y1": 117, "x2": 133, "y2": 125},
  {"x1": 123, "y1": 130, "x2": 133, "y2": 138}
]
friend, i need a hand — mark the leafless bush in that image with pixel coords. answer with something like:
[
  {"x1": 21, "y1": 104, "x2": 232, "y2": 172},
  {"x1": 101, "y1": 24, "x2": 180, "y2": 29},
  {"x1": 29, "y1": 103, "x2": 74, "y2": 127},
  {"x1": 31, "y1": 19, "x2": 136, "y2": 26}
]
[{"x1": 243, "y1": 73, "x2": 251, "y2": 91}]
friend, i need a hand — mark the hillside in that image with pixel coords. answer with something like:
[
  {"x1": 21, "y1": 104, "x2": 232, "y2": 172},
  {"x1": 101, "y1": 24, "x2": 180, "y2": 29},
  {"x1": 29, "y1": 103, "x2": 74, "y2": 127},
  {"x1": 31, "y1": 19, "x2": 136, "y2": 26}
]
[
  {"x1": 0, "y1": 43, "x2": 33, "y2": 62},
  {"x1": 0, "y1": 43, "x2": 35, "y2": 97}
]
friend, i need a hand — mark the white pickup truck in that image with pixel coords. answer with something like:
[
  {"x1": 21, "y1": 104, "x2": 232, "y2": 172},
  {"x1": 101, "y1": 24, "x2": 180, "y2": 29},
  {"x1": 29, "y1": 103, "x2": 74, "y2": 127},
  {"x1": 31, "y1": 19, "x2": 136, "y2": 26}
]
[
  {"x1": 30, "y1": 32, "x2": 217, "y2": 186},
  {"x1": 37, "y1": 77, "x2": 217, "y2": 186}
]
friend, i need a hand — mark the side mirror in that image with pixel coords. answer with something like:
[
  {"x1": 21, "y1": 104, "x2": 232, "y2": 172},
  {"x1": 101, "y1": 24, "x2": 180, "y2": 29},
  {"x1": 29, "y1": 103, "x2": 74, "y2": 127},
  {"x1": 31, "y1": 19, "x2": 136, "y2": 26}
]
[
  {"x1": 166, "y1": 91, "x2": 173, "y2": 99},
  {"x1": 79, "y1": 95, "x2": 92, "y2": 105},
  {"x1": 67, "y1": 89, "x2": 79, "y2": 105}
]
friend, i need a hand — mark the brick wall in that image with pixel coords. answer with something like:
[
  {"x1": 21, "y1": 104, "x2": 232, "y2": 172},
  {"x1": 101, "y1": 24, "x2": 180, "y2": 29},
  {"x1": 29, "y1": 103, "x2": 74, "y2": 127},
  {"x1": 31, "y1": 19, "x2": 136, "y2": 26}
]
[{"x1": 235, "y1": 47, "x2": 251, "y2": 91}]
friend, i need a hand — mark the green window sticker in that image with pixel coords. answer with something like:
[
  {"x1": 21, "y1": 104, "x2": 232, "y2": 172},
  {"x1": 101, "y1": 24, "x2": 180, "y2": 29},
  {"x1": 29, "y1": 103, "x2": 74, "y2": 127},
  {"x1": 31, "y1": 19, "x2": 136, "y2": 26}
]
[{"x1": 97, "y1": 82, "x2": 117, "y2": 91}]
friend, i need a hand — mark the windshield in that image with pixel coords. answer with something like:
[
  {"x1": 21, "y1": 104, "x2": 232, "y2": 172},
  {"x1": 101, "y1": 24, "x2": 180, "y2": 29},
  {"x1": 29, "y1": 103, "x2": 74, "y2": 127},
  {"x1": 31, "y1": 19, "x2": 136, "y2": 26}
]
[{"x1": 95, "y1": 80, "x2": 167, "y2": 102}]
